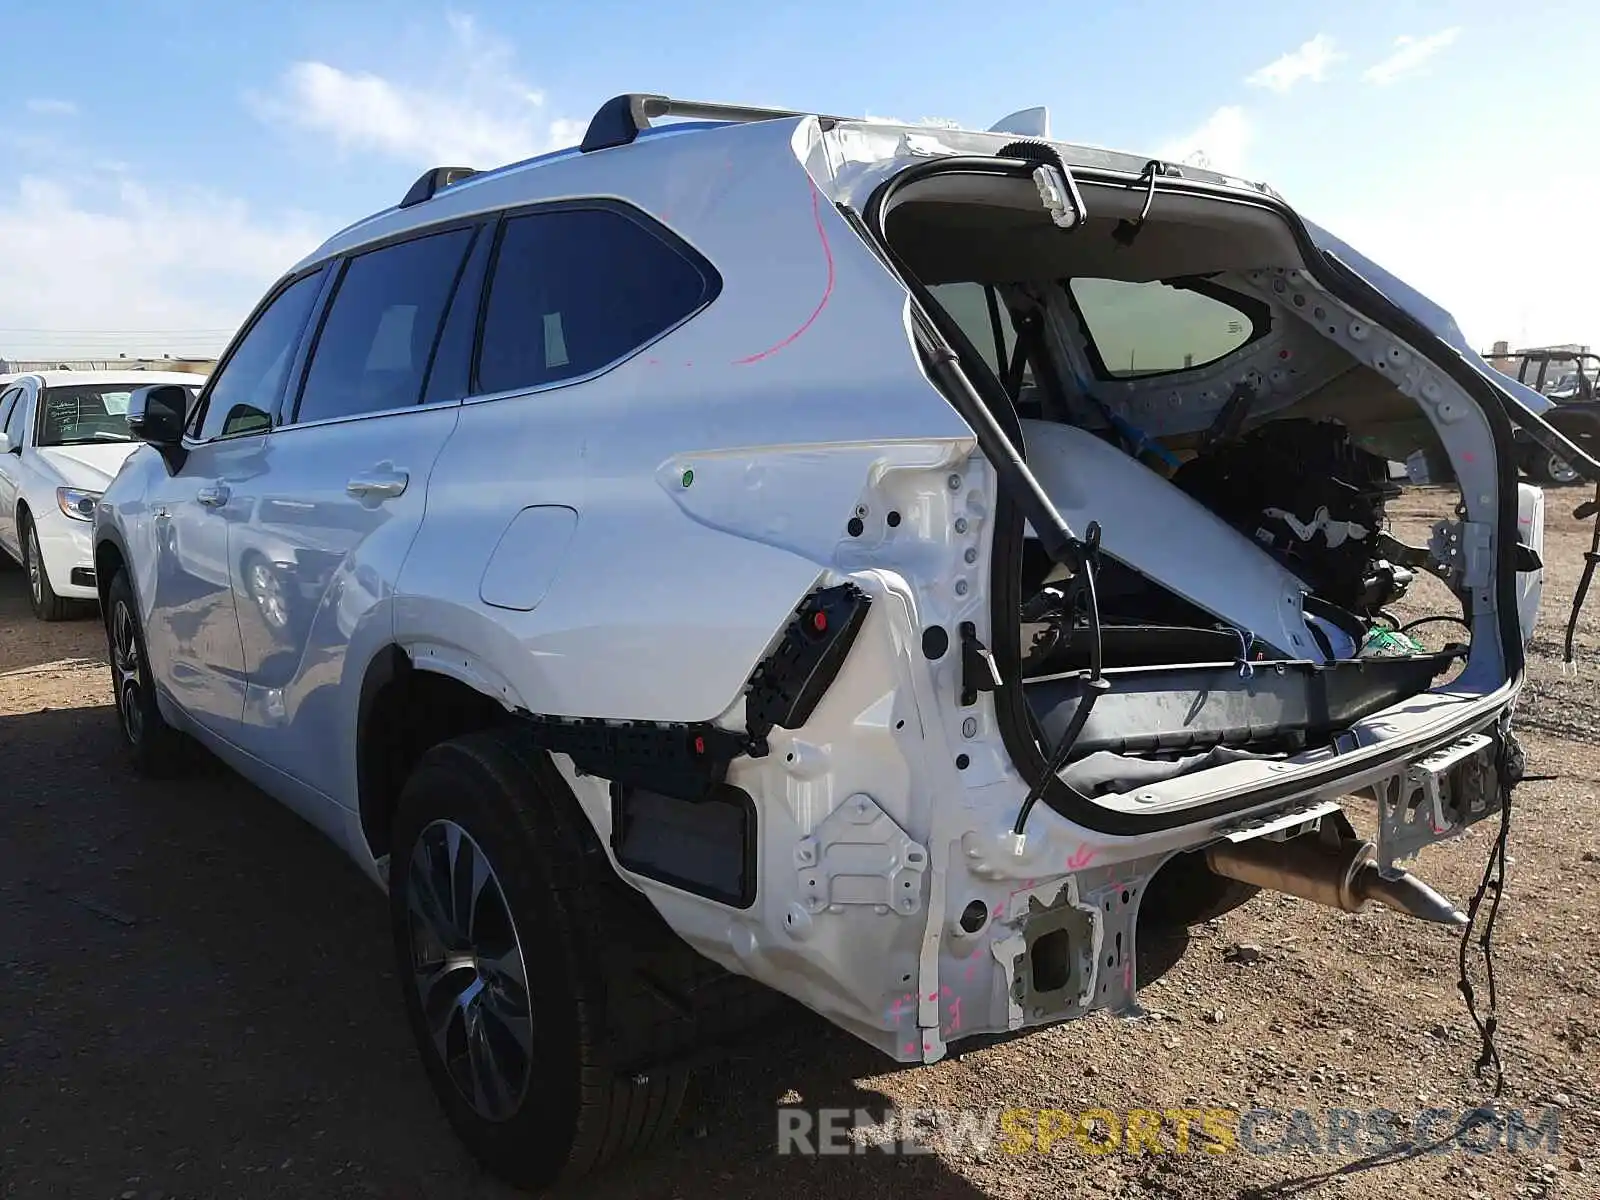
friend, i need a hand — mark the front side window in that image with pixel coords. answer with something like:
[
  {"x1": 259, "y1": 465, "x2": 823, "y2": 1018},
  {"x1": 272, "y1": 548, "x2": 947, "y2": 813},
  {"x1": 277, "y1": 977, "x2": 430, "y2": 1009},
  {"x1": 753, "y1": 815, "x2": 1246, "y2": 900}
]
[
  {"x1": 1069, "y1": 278, "x2": 1261, "y2": 379},
  {"x1": 293, "y1": 228, "x2": 474, "y2": 425},
  {"x1": 197, "y1": 270, "x2": 325, "y2": 441},
  {"x1": 36, "y1": 385, "x2": 140, "y2": 446},
  {"x1": 0, "y1": 387, "x2": 20, "y2": 438},
  {"x1": 2, "y1": 389, "x2": 28, "y2": 446},
  {"x1": 476, "y1": 206, "x2": 715, "y2": 396}
]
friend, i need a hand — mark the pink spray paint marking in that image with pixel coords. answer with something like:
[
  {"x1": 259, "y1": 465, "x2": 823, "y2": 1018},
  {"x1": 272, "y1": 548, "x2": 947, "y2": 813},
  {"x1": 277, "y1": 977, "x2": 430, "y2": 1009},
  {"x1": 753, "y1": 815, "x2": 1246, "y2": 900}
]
[
  {"x1": 903, "y1": 1041, "x2": 917, "y2": 1055},
  {"x1": 963, "y1": 960, "x2": 978, "y2": 983},
  {"x1": 1066, "y1": 845, "x2": 1096, "y2": 870},
  {"x1": 945, "y1": 995, "x2": 964, "y2": 1035},
  {"x1": 731, "y1": 181, "x2": 836, "y2": 365}
]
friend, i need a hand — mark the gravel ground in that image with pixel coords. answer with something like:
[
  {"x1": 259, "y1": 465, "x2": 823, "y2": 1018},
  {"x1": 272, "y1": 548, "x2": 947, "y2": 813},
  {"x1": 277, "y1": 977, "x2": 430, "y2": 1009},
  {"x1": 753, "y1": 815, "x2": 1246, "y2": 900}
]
[{"x1": 0, "y1": 486, "x2": 1596, "y2": 1200}]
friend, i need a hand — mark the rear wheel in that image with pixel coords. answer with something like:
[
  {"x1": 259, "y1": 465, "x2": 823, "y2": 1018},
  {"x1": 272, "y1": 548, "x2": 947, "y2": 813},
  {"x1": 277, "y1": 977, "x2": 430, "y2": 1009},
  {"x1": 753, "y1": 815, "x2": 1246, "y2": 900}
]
[
  {"x1": 105, "y1": 569, "x2": 191, "y2": 776},
  {"x1": 388, "y1": 729, "x2": 689, "y2": 1190},
  {"x1": 20, "y1": 516, "x2": 70, "y2": 622}
]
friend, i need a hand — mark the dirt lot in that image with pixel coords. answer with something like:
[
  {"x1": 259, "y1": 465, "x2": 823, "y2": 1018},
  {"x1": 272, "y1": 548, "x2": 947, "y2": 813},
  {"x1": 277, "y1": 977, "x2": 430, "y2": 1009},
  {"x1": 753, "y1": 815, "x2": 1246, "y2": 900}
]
[{"x1": 1, "y1": 488, "x2": 1596, "y2": 1200}]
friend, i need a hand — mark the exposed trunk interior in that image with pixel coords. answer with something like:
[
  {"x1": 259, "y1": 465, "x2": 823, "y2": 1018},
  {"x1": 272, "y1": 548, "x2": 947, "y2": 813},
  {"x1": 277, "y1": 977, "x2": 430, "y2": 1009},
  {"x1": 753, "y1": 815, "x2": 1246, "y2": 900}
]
[{"x1": 881, "y1": 171, "x2": 1475, "y2": 797}]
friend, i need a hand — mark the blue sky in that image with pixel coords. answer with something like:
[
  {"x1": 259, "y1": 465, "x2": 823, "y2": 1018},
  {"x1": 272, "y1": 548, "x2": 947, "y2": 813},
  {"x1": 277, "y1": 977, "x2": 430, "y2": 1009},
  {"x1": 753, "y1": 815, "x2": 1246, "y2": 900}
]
[{"x1": 4, "y1": 1, "x2": 1597, "y2": 359}]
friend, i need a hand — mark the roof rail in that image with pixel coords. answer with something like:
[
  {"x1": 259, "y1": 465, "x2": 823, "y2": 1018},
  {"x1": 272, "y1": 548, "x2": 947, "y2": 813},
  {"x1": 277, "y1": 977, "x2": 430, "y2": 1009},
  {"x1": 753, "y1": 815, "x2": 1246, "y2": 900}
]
[
  {"x1": 399, "y1": 165, "x2": 481, "y2": 209},
  {"x1": 580, "y1": 93, "x2": 842, "y2": 154}
]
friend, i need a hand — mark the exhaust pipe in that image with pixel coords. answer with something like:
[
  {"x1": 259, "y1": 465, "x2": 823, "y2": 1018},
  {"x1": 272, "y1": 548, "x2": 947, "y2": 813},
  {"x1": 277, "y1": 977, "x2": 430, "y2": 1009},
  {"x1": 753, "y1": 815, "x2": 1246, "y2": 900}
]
[{"x1": 1205, "y1": 834, "x2": 1468, "y2": 927}]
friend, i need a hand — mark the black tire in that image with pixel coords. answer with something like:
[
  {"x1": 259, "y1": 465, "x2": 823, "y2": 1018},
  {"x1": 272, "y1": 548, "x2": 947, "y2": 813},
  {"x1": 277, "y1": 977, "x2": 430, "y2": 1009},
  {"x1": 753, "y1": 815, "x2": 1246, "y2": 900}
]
[
  {"x1": 20, "y1": 513, "x2": 71, "y2": 622},
  {"x1": 1138, "y1": 849, "x2": 1260, "y2": 930},
  {"x1": 388, "y1": 729, "x2": 689, "y2": 1190},
  {"x1": 104, "y1": 569, "x2": 191, "y2": 777}
]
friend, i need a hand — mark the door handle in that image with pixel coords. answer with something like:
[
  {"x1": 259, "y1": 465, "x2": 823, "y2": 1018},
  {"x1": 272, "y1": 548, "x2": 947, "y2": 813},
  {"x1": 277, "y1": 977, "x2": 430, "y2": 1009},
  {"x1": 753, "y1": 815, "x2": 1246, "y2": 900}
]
[
  {"x1": 195, "y1": 485, "x2": 230, "y2": 508},
  {"x1": 346, "y1": 470, "x2": 409, "y2": 500}
]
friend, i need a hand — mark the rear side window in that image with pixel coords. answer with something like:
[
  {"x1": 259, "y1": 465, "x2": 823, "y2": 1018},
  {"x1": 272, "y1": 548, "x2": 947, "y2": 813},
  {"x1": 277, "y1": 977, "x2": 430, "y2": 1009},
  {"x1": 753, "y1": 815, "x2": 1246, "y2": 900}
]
[
  {"x1": 294, "y1": 227, "x2": 475, "y2": 424},
  {"x1": 1069, "y1": 278, "x2": 1262, "y2": 378},
  {"x1": 476, "y1": 206, "x2": 715, "y2": 396},
  {"x1": 197, "y1": 271, "x2": 324, "y2": 441}
]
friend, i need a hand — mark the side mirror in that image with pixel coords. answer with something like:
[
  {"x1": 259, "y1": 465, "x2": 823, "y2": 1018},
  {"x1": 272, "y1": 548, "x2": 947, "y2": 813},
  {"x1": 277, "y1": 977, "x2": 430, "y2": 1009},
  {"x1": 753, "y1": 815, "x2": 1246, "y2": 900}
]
[
  {"x1": 127, "y1": 384, "x2": 190, "y2": 472},
  {"x1": 128, "y1": 385, "x2": 187, "y2": 443},
  {"x1": 0, "y1": 433, "x2": 11, "y2": 455}
]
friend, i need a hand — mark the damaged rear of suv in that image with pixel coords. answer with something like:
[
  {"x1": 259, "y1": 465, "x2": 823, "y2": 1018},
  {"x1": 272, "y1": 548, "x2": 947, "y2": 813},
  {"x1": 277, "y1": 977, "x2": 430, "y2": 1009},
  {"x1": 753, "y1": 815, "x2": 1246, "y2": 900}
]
[{"x1": 95, "y1": 93, "x2": 1600, "y2": 1189}]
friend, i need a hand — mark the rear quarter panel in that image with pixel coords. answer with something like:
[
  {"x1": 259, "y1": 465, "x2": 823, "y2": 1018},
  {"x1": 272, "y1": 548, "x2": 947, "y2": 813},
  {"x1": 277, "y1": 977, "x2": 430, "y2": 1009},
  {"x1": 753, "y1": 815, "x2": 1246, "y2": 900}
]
[{"x1": 395, "y1": 117, "x2": 977, "y2": 724}]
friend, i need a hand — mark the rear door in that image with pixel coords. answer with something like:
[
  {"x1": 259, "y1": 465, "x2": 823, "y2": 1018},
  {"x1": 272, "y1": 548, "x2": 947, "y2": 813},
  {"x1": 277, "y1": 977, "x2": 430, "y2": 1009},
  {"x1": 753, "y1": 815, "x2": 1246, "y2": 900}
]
[{"x1": 227, "y1": 221, "x2": 484, "y2": 804}]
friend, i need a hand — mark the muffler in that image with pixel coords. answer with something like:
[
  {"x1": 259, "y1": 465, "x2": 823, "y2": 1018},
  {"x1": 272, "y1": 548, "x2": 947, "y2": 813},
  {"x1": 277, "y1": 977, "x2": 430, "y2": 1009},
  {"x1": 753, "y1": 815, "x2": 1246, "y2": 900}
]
[{"x1": 1205, "y1": 834, "x2": 1468, "y2": 926}]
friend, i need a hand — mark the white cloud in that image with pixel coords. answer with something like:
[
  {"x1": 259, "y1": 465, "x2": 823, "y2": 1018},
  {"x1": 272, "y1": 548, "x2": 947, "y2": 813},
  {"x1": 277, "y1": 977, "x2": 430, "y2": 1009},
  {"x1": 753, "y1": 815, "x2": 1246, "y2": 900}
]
[
  {"x1": 1305, "y1": 168, "x2": 1600, "y2": 350},
  {"x1": 25, "y1": 98, "x2": 77, "y2": 116},
  {"x1": 1246, "y1": 34, "x2": 1343, "y2": 93},
  {"x1": 1362, "y1": 28, "x2": 1463, "y2": 85},
  {"x1": 0, "y1": 174, "x2": 323, "y2": 361},
  {"x1": 1156, "y1": 106, "x2": 1253, "y2": 175},
  {"x1": 252, "y1": 13, "x2": 580, "y2": 167}
]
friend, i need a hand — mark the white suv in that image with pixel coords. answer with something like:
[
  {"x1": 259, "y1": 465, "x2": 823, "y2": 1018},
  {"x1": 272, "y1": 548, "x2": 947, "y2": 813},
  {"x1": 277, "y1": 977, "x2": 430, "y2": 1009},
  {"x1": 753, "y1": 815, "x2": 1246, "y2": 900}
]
[
  {"x1": 0, "y1": 370, "x2": 202, "y2": 620},
  {"x1": 92, "y1": 95, "x2": 1595, "y2": 1187}
]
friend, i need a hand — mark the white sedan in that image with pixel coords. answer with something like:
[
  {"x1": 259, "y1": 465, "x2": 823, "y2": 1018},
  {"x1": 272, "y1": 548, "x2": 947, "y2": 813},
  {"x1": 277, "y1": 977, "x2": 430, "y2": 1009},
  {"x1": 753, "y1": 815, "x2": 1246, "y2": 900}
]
[{"x1": 0, "y1": 371, "x2": 204, "y2": 620}]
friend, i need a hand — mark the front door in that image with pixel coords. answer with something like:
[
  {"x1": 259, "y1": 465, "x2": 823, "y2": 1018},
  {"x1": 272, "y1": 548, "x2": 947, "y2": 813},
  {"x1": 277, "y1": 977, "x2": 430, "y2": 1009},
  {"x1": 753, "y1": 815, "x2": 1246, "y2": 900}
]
[
  {"x1": 142, "y1": 435, "x2": 263, "y2": 735},
  {"x1": 144, "y1": 268, "x2": 327, "y2": 737}
]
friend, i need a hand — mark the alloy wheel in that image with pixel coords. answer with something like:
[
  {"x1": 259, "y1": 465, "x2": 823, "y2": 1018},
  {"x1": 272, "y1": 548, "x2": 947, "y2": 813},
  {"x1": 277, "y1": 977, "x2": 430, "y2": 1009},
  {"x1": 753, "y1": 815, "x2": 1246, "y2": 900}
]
[
  {"x1": 110, "y1": 600, "x2": 145, "y2": 745},
  {"x1": 406, "y1": 819, "x2": 535, "y2": 1122},
  {"x1": 1548, "y1": 453, "x2": 1580, "y2": 486},
  {"x1": 26, "y1": 528, "x2": 43, "y2": 607}
]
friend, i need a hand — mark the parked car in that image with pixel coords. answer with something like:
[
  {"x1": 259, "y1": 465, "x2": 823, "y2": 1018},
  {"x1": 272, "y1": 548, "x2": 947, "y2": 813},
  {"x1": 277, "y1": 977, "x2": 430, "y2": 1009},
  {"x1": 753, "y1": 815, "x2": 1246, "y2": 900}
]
[
  {"x1": 0, "y1": 371, "x2": 204, "y2": 619},
  {"x1": 1490, "y1": 350, "x2": 1600, "y2": 485},
  {"x1": 92, "y1": 94, "x2": 1596, "y2": 1188}
]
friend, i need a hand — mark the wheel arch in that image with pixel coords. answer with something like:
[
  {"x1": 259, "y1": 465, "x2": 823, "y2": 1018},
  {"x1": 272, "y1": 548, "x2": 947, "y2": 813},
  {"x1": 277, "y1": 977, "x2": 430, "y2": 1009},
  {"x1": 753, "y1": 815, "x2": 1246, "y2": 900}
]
[
  {"x1": 354, "y1": 643, "x2": 524, "y2": 863},
  {"x1": 93, "y1": 531, "x2": 129, "y2": 611}
]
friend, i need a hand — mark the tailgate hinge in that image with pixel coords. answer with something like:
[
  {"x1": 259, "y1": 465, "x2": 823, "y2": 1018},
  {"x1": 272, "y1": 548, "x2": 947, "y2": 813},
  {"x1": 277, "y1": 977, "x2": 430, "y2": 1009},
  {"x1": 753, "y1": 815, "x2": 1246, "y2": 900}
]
[{"x1": 1430, "y1": 519, "x2": 1494, "y2": 591}]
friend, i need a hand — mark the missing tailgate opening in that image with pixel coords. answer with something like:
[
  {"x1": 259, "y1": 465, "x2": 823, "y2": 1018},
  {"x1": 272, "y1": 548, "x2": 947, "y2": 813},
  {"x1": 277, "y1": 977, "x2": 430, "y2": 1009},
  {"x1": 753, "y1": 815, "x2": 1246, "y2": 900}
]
[{"x1": 867, "y1": 162, "x2": 1515, "y2": 821}]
